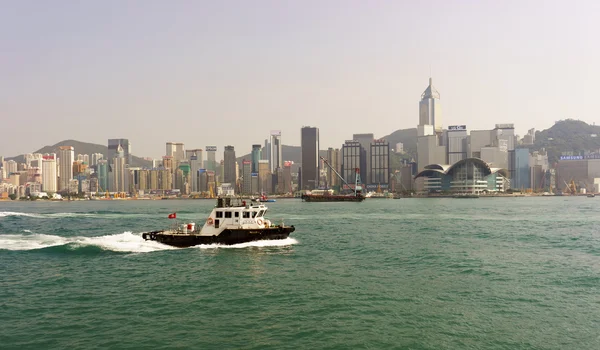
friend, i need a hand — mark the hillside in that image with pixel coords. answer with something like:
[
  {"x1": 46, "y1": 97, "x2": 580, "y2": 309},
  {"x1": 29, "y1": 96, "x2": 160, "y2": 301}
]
[
  {"x1": 530, "y1": 119, "x2": 600, "y2": 164},
  {"x1": 8, "y1": 140, "x2": 152, "y2": 168}
]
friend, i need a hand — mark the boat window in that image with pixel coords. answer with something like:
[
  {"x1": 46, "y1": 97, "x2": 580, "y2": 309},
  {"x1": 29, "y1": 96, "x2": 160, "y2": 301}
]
[
  {"x1": 243, "y1": 211, "x2": 250, "y2": 218},
  {"x1": 234, "y1": 212, "x2": 239, "y2": 218},
  {"x1": 225, "y1": 211, "x2": 232, "y2": 218},
  {"x1": 257, "y1": 210, "x2": 265, "y2": 217},
  {"x1": 252, "y1": 211, "x2": 257, "y2": 218},
  {"x1": 216, "y1": 211, "x2": 223, "y2": 218}
]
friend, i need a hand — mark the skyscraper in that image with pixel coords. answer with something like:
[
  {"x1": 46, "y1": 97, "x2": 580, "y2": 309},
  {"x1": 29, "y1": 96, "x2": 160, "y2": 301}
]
[
  {"x1": 42, "y1": 154, "x2": 57, "y2": 192},
  {"x1": 270, "y1": 131, "x2": 282, "y2": 173},
  {"x1": 97, "y1": 160, "x2": 109, "y2": 192},
  {"x1": 369, "y1": 139, "x2": 390, "y2": 190},
  {"x1": 353, "y1": 133, "x2": 374, "y2": 184},
  {"x1": 242, "y1": 160, "x2": 252, "y2": 194},
  {"x1": 108, "y1": 139, "x2": 132, "y2": 165},
  {"x1": 223, "y1": 146, "x2": 236, "y2": 185},
  {"x1": 341, "y1": 140, "x2": 364, "y2": 187},
  {"x1": 205, "y1": 146, "x2": 217, "y2": 171},
  {"x1": 418, "y1": 77, "x2": 442, "y2": 134},
  {"x1": 187, "y1": 149, "x2": 203, "y2": 193},
  {"x1": 326, "y1": 148, "x2": 341, "y2": 188},
  {"x1": 166, "y1": 142, "x2": 186, "y2": 161},
  {"x1": 112, "y1": 145, "x2": 126, "y2": 193},
  {"x1": 301, "y1": 126, "x2": 319, "y2": 190},
  {"x1": 58, "y1": 146, "x2": 74, "y2": 193},
  {"x1": 251, "y1": 144, "x2": 262, "y2": 173}
]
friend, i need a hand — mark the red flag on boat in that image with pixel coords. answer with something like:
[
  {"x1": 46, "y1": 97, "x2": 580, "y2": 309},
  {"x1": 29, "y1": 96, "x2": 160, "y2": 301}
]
[{"x1": 168, "y1": 213, "x2": 176, "y2": 219}]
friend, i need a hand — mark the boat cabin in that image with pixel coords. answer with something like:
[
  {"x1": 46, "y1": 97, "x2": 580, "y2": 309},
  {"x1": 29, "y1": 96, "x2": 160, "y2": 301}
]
[{"x1": 200, "y1": 198, "x2": 270, "y2": 233}]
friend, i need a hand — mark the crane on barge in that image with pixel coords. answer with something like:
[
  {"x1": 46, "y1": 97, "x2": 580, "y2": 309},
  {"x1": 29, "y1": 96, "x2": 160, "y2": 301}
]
[{"x1": 319, "y1": 156, "x2": 363, "y2": 197}]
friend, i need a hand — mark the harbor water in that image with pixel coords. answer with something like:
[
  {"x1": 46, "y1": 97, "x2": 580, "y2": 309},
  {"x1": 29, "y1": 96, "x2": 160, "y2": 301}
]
[{"x1": 1, "y1": 197, "x2": 599, "y2": 349}]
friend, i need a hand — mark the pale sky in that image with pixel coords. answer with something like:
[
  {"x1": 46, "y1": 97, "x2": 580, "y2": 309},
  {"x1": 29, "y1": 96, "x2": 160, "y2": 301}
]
[{"x1": 1, "y1": 0, "x2": 599, "y2": 158}]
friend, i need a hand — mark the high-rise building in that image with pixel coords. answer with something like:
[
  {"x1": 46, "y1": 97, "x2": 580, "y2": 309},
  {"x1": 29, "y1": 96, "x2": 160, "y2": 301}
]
[
  {"x1": 369, "y1": 139, "x2": 390, "y2": 190},
  {"x1": 258, "y1": 159, "x2": 270, "y2": 194},
  {"x1": 270, "y1": 131, "x2": 283, "y2": 173},
  {"x1": 91, "y1": 153, "x2": 103, "y2": 166},
  {"x1": 301, "y1": 126, "x2": 319, "y2": 190},
  {"x1": 204, "y1": 146, "x2": 217, "y2": 172},
  {"x1": 447, "y1": 125, "x2": 468, "y2": 164},
  {"x1": 326, "y1": 148, "x2": 341, "y2": 188},
  {"x1": 419, "y1": 77, "x2": 442, "y2": 134},
  {"x1": 166, "y1": 142, "x2": 185, "y2": 161},
  {"x1": 108, "y1": 139, "x2": 132, "y2": 165},
  {"x1": 251, "y1": 144, "x2": 262, "y2": 173},
  {"x1": 97, "y1": 160, "x2": 109, "y2": 192},
  {"x1": 283, "y1": 161, "x2": 293, "y2": 194},
  {"x1": 514, "y1": 148, "x2": 531, "y2": 190},
  {"x1": 42, "y1": 154, "x2": 57, "y2": 192},
  {"x1": 242, "y1": 160, "x2": 252, "y2": 194},
  {"x1": 112, "y1": 145, "x2": 126, "y2": 193},
  {"x1": 352, "y1": 133, "x2": 373, "y2": 184},
  {"x1": 58, "y1": 146, "x2": 74, "y2": 193},
  {"x1": 187, "y1": 149, "x2": 203, "y2": 193},
  {"x1": 223, "y1": 146, "x2": 236, "y2": 185},
  {"x1": 341, "y1": 140, "x2": 365, "y2": 187}
]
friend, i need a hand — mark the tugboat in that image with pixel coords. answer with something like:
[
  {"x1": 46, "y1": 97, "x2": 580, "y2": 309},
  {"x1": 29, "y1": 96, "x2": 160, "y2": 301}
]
[{"x1": 142, "y1": 197, "x2": 295, "y2": 247}]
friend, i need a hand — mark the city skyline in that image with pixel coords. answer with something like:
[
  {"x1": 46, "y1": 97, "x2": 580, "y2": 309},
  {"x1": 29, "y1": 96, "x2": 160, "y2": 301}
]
[{"x1": 1, "y1": 1, "x2": 599, "y2": 158}]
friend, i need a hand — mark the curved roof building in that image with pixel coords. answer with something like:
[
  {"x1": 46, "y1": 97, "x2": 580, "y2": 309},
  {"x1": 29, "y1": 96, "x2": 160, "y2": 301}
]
[{"x1": 415, "y1": 158, "x2": 509, "y2": 193}]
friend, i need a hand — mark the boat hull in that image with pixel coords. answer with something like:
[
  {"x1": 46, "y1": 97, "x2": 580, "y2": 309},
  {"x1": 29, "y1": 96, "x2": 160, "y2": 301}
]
[
  {"x1": 301, "y1": 194, "x2": 365, "y2": 202},
  {"x1": 142, "y1": 226, "x2": 295, "y2": 248}
]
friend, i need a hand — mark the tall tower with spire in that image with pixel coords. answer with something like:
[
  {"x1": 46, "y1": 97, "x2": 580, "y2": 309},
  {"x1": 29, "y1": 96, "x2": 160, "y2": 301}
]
[{"x1": 418, "y1": 77, "x2": 442, "y2": 136}]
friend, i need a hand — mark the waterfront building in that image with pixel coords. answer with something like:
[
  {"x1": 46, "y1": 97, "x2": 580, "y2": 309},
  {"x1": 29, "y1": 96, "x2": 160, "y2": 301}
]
[
  {"x1": 258, "y1": 159, "x2": 270, "y2": 194},
  {"x1": 301, "y1": 126, "x2": 319, "y2": 190},
  {"x1": 242, "y1": 160, "x2": 252, "y2": 195},
  {"x1": 204, "y1": 146, "x2": 217, "y2": 172},
  {"x1": 415, "y1": 158, "x2": 509, "y2": 193},
  {"x1": 555, "y1": 157, "x2": 600, "y2": 193},
  {"x1": 112, "y1": 145, "x2": 126, "y2": 193},
  {"x1": 58, "y1": 146, "x2": 74, "y2": 193},
  {"x1": 149, "y1": 169, "x2": 159, "y2": 190},
  {"x1": 369, "y1": 139, "x2": 390, "y2": 191},
  {"x1": 270, "y1": 131, "x2": 283, "y2": 173},
  {"x1": 326, "y1": 148, "x2": 341, "y2": 189},
  {"x1": 341, "y1": 140, "x2": 365, "y2": 188},
  {"x1": 447, "y1": 126, "x2": 468, "y2": 164},
  {"x1": 251, "y1": 144, "x2": 261, "y2": 173},
  {"x1": 223, "y1": 146, "x2": 236, "y2": 185},
  {"x1": 108, "y1": 139, "x2": 132, "y2": 165},
  {"x1": 42, "y1": 155, "x2": 57, "y2": 192},
  {"x1": 68, "y1": 179, "x2": 79, "y2": 194},
  {"x1": 353, "y1": 133, "x2": 374, "y2": 184},
  {"x1": 97, "y1": 160, "x2": 109, "y2": 192},
  {"x1": 186, "y1": 149, "x2": 203, "y2": 192},
  {"x1": 513, "y1": 148, "x2": 531, "y2": 190}
]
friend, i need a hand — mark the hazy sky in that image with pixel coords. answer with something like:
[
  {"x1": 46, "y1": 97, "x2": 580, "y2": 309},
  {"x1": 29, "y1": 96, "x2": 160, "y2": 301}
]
[{"x1": 1, "y1": 0, "x2": 599, "y2": 158}]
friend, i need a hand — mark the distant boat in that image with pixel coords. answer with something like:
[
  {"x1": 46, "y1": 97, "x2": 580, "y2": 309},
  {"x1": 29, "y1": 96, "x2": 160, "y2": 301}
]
[
  {"x1": 452, "y1": 193, "x2": 480, "y2": 199},
  {"x1": 587, "y1": 193, "x2": 595, "y2": 198},
  {"x1": 258, "y1": 194, "x2": 276, "y2": 203}
]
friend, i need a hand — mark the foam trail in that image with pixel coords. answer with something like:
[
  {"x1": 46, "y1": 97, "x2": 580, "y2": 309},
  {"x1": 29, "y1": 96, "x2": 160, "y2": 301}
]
[
  {"x1": 0, "y1": 232, "x2": 176, "y2": 253},
  {"x1": 0, "y1": 233, "x2": 69, "y2": 250},
  {"x1": 194, "y1": 237, "x2": 299, "y2": 249},
  {"x1": 0, "y1": 211, "x2": 44, "y2": 218}
]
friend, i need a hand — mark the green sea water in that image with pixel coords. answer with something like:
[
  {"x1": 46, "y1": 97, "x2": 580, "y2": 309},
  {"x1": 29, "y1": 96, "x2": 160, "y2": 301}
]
[{"x1": 1, "y1": 197, "x2": 599, "y2": 349}]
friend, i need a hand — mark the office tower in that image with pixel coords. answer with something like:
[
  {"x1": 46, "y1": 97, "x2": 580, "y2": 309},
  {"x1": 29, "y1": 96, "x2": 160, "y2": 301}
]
[
  {"x1": 251, "y1": 144, "x2": 262, "y2": 173},
  {"x1": 301, "y1": 126, "x2": 319, "y2": 190},
  {"x1": 352, "y1": 133, "x2": 373, "y2": 184},
  {"x1": 223, "y1": 146, "x2": 236, "y2": 185},
  {"x1": 419, "y1": 77, "x2": 442, "y2": 134},
  {"x1": 447, "y1": 125, "x2": 468, "y2": 164},
  {"x1": 326, "y1": 148, "x2": 341, "y2": 188},
  {"x1": 187, "y1": 149, "x2": 203, "y2": 192},
  {"x1": 258, "y1": 160, "x2": 270, "y2": 194},
  {"x1": 341, "y1": 140, "x2": 365, "y2": 187},
  {"x1": 370, "y1": 139, "x2": 390, "y2": 190},
  {"x1": 205, "y1": 146, "x2": 217, "y2": 171},
  {"x1": 113, "y1": 145, "x2": 126, "y2": 193},
  {"x1": 166, "y1": 142, "x2": 185, "y2": 161},
  {"x1": 495, "y1": 123, "x2": 516, "y2": 180},
  {"x1": 97, "y1": 160, "x2": 109, "y2": 192},
  {"x1": 91, "y1": 153, "x2": 103, "y2": 166},
  {"x1": 242, "y1": 160, "x2": 252, "y2": 194},
  {"x1": 283, "y1": 161, "x2": 292, "y2": 194},
  {"x1": 270, "y1": 131, "x2": 283, "y2": 173},
  {"x1": 41, "y1": 155, "x2": 57, "y2": 192},
  {"x1": 58, "y1": 146, "x2": 74, "y2": 192},
  {"x1": 108, "y1": 139, "x2": 132, "y2": 165}
]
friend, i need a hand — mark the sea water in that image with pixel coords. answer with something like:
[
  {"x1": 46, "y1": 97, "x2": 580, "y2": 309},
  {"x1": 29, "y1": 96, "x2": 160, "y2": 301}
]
[{"x1": 1, "y1": 197, "x2": 599, "y2": 349}]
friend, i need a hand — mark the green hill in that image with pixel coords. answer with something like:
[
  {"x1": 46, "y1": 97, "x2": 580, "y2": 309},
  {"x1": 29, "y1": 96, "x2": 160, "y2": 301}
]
[
  {"x1": 530, "y1": 119, "x2": 600, "y2": 164},
  {"x1": 8, "y1": 140, "x2": 151, "y2": 168}
]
